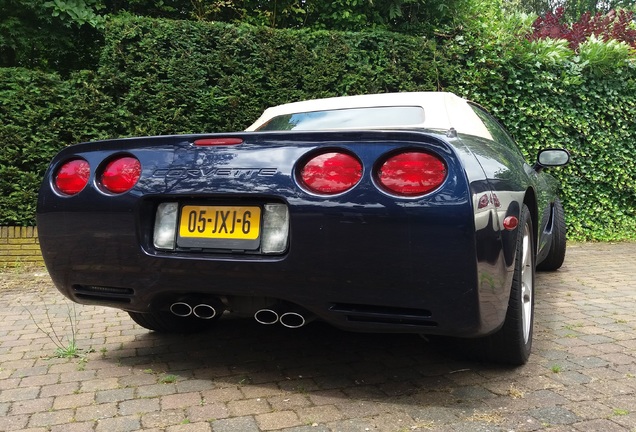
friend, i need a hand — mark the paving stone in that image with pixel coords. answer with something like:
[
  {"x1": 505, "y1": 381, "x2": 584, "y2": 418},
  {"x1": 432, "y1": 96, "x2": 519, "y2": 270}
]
[
  {"x1": 166, "y1": 422, "x2": 212, "y2": 432},
  {"x1": 566, "y1": 400, "x2": 613, "y2": 420},
  {"x1": 9, "y1": 397, "x2": 53, "y2": 415},
  {"x1": 39, "y1": 382, "x2": 79, "y2": 398},
  {"x1": 19, "y1": 373, "x2": 60, "y2": 387},
  {"x1": 240, "y1": 382, "x2": 285, "y2": 398},
  {"x1": 550, "y1": 370, "x2": 593, "y2": 385},
  {"x1": 528, "y1": 406, "x2": 580, "y2": 425},
  {"x1": 524, "y1": 389, "x2": 571, "y2": 407},
  {"x1": 404, "y1": 406, "x2": 461, "y2": 424},
  {"x1": 161, "y1": 391, "x2": 202, "y2": 409},
  {"x1": 50, "y1": 422, "x2": 96, "y2": 432},
  {"x1": 255, "y1": 410, "x2": 301, "y2": 430},
  {"x1": 611, "y1": 412, "x2": 636, "y2": 430},
  {"x1": 453, "y1": 385, "x2": 496, "y2": 400},
  {"x1": 279, "y1": 426, "x2": 330, "y2": 432},
  {"x1": 227, "y1": 398, "x2": 272, "y2": 416},
  {"x1": 118, "y1": 397, "x2": 161, "y2": 415},
  {"x1": 79, "y1": 377, "x2": 119, "y2": 392},
  {"x1": 95, "y1": 415, "x2": 141, "y2": 432},
  {"x1": 452, "y1": 421, "x2": 508, "y2": 431},
  {"x1": 186, "y1": 402, "x2": 230, "y2": 422},
  {"x1": 52, "y1": 392, "x2": 95, "y2": 410},
  {"x1": 567, "y1": 356, "x2": 609, "y2": 368},
  {"x1": 552, "y1": 383, "x2": 603, "y2": 402},
  {"x1": 599, "y1": 352, "x2": 636, "y2": 365},
  {"x1": 74, "y1": 402, "x2": 118, "y2": 422},
  {"x1": 95, "y1": 387, "x2": 135, "y2": 403},
  {"x1": 0, "y1": 414, "x2": 29, "y2": 431},
  {"x1": 58, "y1": 370, "x2": 97, "y2": 383},
  {"x1": 136, "y1": 382, "x2": 178, "y2": 398},
  {"x1": 200, "y1": 386, "x2": 244, "y2": 402},
  {"x1": 0, "y1": 402, "x2": 8, "y2": 417},
  {"x1": 0, "y1": 386, "x2": 40, "y2": 403},
  {"x1": 212, "y1": 416, "x2": 261, "y2": 432},
  {"x1": 267, "y1": 394, "x2": 312, "y2": 411},
  {"x1": 296, "y1": 404, "x2": 343, "y2": 424},
  {"x1": 175, "y1": 378, "x2": 216, "y2": 393},
  {"x1": 307, "y1": 389, "x2": 349, "y2": 406},
  {"x1": 585, "y1": 379, "x2": 636, "y2": 397},
  {"x1": 140, "y1": 409, "x2": 186, "y2": 428},
  {"x1": 572, "y1": 419, "x2": 631, "y2": 431},
  {"x1": 27, "y1": 409, "x2": 75, "y2": 428},
  {"x1": 325, "y1": 417, "x2": 377, "y2": 432}
]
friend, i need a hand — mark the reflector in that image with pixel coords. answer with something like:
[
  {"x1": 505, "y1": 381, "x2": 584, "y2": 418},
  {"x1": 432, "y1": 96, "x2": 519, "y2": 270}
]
[{"x1": 503, "y1": 216, "x2": 519, "y2": 231}]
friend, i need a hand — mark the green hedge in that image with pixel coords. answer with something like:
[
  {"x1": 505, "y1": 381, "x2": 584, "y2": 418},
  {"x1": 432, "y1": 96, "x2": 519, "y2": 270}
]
[
  {"x1": 482, "y1": 72, "x2": 636, "y2": 242},
  {"x1": 97, "y1": 19, "x2": 446, "y2": 135},
  {"x1": 449, "y1": 43, "x2": 636, "y2": 241},
  {"x1": 1, "y1": 15, "x2": 635, "y2": 240},
  {"x1": 0, "y1": 69, "x2": 122, "y2": 225}
]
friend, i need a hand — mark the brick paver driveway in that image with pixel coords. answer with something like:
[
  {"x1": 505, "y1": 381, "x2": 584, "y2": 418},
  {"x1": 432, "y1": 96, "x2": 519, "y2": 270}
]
[{"x1": 1, "y1": 242, "x2": 635, "y2": 432}]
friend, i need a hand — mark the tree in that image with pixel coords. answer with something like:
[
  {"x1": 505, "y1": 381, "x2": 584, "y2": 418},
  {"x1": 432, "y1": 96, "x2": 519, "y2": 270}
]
[
  {"x1": 0, "y1": 0, "x2": 104, "y2": 70},
  {"x1": 102, "y1": 0, "x2": 191, "y2": 18},
  {"x1": 1, "y1": 0, "x2": 505, "y2": 72},
  {"x1": 509, "y1": 0, "x2": 636, "y2": 20},
  {"x1": 102, "y1": 0, "x2": 501, "y2": 34}
]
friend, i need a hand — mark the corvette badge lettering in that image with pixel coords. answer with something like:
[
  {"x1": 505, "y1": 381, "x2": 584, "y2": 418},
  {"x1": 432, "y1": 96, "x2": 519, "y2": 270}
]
[{"x1": 152, "y1": 168, "x2": 277, "y2": 178}]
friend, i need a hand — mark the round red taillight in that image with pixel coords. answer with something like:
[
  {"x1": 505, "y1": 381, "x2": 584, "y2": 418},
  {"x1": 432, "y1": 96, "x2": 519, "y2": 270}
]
[
  {"x1": 54, "y1": 159, "x2": 90, "y2": 195},
  {"x1": 300, "y1": 152, "x2": 363, "y2": 195},
  {"x1": 100, "y1": 156, "x2": 141, "y2": 194},
  {"x1": 377, "y1": 151, "x2": 447, "y2": 196}
]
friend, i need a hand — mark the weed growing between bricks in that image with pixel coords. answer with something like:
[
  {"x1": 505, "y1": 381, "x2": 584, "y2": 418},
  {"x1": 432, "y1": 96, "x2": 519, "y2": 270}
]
[{"x1": 25, "y1": 300, "x2": 94, "y2": 364}]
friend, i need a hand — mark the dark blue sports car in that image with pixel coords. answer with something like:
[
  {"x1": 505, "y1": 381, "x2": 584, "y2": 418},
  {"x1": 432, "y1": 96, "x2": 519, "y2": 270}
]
[{"x1": 37, "y1": 92, "x2": 569, "y2": 364}]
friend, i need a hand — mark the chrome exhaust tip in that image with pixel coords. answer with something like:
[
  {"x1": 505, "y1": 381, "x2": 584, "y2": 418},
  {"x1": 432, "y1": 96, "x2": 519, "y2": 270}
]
[
  {"x1": 279, "y1": 312, "x2": 307, "y2": 329},
  {"x1": 170, "y1": 302, "x2": 193, "y2": 317},
  {"x1": 193, "y1": 304, "x2": 217, "y2": 319},
  {"x1": 254, "y1": 309, "x2": 279, "y2": 325}
]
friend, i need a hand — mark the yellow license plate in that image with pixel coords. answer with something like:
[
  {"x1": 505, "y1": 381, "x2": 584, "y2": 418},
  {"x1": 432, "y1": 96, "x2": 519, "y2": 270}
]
[{"x1": 179, "y1": 205, "x2": 261, "y2": 240}]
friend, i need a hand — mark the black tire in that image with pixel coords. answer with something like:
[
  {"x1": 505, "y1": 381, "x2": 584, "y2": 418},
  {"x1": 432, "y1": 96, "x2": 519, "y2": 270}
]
[
  {"x1": 537, "y1": 199, "x2": 566, "y2": 271},
  {"x1": 128, "y1": 310, "x2": 220, "y2": 333},
  {"x1": 477, "y1": 204, "x2": 535, "y2": 365}
]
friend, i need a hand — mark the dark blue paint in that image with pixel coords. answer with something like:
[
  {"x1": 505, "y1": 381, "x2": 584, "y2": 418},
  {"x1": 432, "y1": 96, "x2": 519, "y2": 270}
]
[{"x1": 37, "y1": 129, "x2": 562, "y2": 337}]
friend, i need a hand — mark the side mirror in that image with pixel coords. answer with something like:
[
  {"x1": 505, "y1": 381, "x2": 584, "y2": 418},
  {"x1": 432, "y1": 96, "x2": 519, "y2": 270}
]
[{"x1": 535, "y1": 149, "x2": 570, "y2": 172}]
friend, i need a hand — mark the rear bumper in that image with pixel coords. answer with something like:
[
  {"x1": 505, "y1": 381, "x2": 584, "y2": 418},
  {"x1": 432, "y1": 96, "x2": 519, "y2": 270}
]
[
  {"x1": 38, "y1": 199, "x2": 499, "y2": 337},
  {"x1": 36, "y1": 130, "x2": 508, "y2": 337}
]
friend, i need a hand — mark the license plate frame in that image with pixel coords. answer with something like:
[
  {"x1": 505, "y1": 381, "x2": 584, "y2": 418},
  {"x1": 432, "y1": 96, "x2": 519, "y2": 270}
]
[{"x1": 177, "y1": 204, "x2": 262, "y2": 250}]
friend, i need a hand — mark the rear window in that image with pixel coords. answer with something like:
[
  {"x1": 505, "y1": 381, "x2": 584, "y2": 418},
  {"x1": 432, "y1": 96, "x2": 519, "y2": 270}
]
[{"x1": 256, "y1": 106, "x2": 425, "y2": 131}]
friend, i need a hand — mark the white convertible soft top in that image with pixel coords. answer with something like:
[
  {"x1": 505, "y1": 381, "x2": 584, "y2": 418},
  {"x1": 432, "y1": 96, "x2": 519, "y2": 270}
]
[{"x1": 246, "y1": 91, "x2": 493, "y2": 140}]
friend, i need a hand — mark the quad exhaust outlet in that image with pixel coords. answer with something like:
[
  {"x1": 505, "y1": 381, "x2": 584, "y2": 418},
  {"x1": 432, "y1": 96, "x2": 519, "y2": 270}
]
[
  {"x1": 169, "y1": 297, "x2": 224, "y2": 319},
  {"x1": 170, "y1": 297, "x2": 313, "y2": 328},
  {"x1": 253, "y1": 307, "x2": 313, "y2": 328}
]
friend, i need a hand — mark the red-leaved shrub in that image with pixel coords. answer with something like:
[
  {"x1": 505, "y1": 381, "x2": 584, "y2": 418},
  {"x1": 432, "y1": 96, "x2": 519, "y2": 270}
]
[{"x1": 529, "y1": 7, "x2": 636, "y2": 51}]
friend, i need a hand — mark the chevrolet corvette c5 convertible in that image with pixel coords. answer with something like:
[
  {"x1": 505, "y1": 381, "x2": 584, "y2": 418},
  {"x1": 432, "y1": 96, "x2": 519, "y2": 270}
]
[{"x1": 37, "y1": 92, "x2": 570, "y2": 364}]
